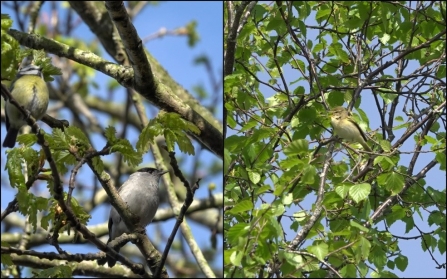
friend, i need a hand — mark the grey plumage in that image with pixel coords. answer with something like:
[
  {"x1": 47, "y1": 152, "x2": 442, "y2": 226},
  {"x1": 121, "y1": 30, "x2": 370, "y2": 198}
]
[{"x1": 97, "y1": 168, "x2": 168, "y2": 267}]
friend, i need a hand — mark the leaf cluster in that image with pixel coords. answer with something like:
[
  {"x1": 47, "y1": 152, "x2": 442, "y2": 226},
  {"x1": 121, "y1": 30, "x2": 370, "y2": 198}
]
[{"x1": 224, "y1": 1, "x2": 446, "y2": 277}]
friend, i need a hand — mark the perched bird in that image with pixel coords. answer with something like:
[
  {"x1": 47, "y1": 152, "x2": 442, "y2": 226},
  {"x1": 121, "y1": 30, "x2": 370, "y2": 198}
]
[
  {"x1": 330, "y1": 106, "x2": 372, "y2": 152},
  {"x1": 97, "y1": 168, "x2": 168, "y2": 267},
  {"x1": 3, "y1": 65, "x2": 49, "y2": 148}
]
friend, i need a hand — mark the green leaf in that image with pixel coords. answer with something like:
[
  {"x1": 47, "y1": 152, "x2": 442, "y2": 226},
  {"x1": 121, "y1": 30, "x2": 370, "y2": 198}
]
[
  {"x1": 5, "y1": 149, "x2": 26, "y2": 188},
  {"x1": 282, "y1": 193, "x2": 293, "y2": 205},
  {"x1": 137, "y1": 112, "x2": 199, "y2": 155},
  {"x1": 341, "y1": 264, "x2": 358, "y2": 278},
  {"x1": 110, "y1": 138, "x2": 142, "y2": 167},
  {"x1": 435, "y1": 151, "x2": 446, "y2": 170},
  {"x1": 271, "y1": 204, "x2": 285, "y2": 217},
  {"x1": 350, "y1": 220, "x2": 369, "y2": 232},
  {"x1": 353, "y1": 236, "x2": 371, "y2": 262},
  {"x1": 385, "y1": 172, "x2": 405, "y2": 195},
  {"x1": 394, "y1": 255, "x2": 408, "y2": 272},
  {"x1": 403, "y1": 214, "x2": 415, "y2": 233},
  {"x1": 0, "y1": 253, "x2": 14, "y2": 266},
  {"x1": 226, "y1": 223, "x2": 250, "y2": 245},
  {"x1": 91, "y1": 156, "x2": 104, "y2": 174},
  {"x1": 302, "y1": 165, "x2": 316, "y2": 184},
  {"x1": 379, "y1": 33, "x2": 391, "y2": 44},
  {"x1": 49, "y1": 128, "x2": 70, "y2": 150},
  {"x1": 349, "y1": 183, "x2": 371, "y2": 203},
  {"x1": 307, "y1": 242, "x2": 328, "y2": 261},
  {"x1": 281, "y1": 250, "x2": 303, "y2": 266},
  {"x1": 230, "y1": 250, "x2": 243, "y2": 266},
  {"x1": 37, "y1": 266, "x2": 73, "y2": 278},
  {"x1": 64, "y1": 126, "x2": 90, "y2": 146},
  {"x1": 228, "y1": 199, "x2": 254, "y2": 214},
  {"x1": 104, "y1": 126, "x2": 119, "y2": 144},
  {"x1": 16, "y1": 133, "x2": 39, "y2": 147},
  {"x1": 328, "y1": 42, "x2": 350, "y2": 63},
  {"x1": 225, "y1": 135, "x2": 246, "y2": 152},
  {"x1": 224, "y1": 148, "x2": 232, "y2": 175},
  {"x1": 374, "y1": 155, "x2": 395, "y2": 170},
  {"x1": 315, "y1": 8, "x2": 331, "y2": 20},
  {"x1": 293, "y1": 211, "x2": 307, "y2": 222},
  {"x1": 248, "y1": 170, "x2": 261, "y2": 184},
  {"x1": 284, "y1": 139, "x2": 309, "y2": 156},
  {"x1": 385, "y1": 206, "x2": 406, "y2": 227},
  {"x1": 370, "y1": 245, "x2": 387, "y2": 270}
]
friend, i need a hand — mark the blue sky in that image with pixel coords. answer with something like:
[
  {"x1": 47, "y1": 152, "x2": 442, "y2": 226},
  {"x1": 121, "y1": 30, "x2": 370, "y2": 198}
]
[{"x1": 1, "y1": 1, "x2": 223, "y2": 276}]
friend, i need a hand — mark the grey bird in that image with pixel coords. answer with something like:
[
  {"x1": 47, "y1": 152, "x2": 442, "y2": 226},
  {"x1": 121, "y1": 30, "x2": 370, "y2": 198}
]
[{"x1": 97, "y1": 168, "x2": 168, "y2": 267}]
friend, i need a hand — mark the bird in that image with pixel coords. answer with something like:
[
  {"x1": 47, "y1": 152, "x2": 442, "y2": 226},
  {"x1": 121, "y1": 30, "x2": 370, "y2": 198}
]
[
  {"x1": 97, "y1": 168, "x2": 168, "y2": 267},
  {"x1": 329, "y1": 106, "x2": 372, "y2": 152},
  {"x1": 3, "y1": 64, "x2": 49, "y2": 148}
]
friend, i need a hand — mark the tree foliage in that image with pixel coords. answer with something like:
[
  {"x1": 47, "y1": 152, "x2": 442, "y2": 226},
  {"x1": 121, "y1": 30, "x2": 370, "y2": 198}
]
[{"x1": 224, "y1": 1, "x2": 445, "y2": 278}]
